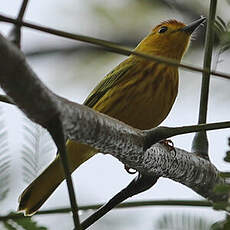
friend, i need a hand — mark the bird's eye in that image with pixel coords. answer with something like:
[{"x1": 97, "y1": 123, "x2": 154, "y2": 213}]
[{"x1": 158, "y1": 26, "x2": 168, "y2": 33}]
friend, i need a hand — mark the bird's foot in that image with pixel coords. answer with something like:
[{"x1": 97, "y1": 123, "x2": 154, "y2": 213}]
[{"x1": 159, "y1": 139, "x2": 176, "y2": 154}]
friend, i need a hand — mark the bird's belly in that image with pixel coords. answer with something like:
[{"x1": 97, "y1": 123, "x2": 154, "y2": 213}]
[{"x1": 112, "y1": 88, "x2": 175, "y2": 130}]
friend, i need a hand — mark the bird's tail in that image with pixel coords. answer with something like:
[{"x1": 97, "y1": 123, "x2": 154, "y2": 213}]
[{"x1": 18, "y1": 141, "x2": 97, "y2": 216}]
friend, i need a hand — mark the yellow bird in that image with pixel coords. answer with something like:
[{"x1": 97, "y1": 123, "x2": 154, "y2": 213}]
[{"x1": 18, "y1": 18, "x2": 205, "y2": 215}]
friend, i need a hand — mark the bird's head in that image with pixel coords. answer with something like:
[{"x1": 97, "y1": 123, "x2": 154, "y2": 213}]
[{"x1": 135, "y1": 17, "x2": 206, "y2": 61}]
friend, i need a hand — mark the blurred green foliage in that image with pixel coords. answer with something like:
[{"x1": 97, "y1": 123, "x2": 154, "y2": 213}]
[
  {"x1": 155, "y1": 213, "x2": 212, "y2": 230},
  {"x1": 3, "y1": 212, "x2": 47, "y2": 230}
]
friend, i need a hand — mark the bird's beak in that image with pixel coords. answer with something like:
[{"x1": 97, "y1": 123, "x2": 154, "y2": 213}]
[{"x1": 181, "y1": 17, "x2": 206, "y2": 34}]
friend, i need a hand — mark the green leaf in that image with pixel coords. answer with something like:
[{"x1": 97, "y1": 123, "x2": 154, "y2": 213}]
[
  {"x1": 219, "y1": 172, "x2": 230, "y2": 178},
  {"x1": 3, "y1": 212, "x2": 47, "y2": 230},
  {"x1": 214, "y1": 184, "x2": 230, "y2": 193},
  {"x1": 214, "y1": 17, "x2": 230, "y2": 68},
  {"x1": 213, "y1": 202, "x2": 229, "y2": 210},
  {"x1": 214, "y1": 16, "x2": 227, "y2": 39},
  {"x1": 217, "y1": 16, "x2": 227, "y2": 30},
  {"x1": 155, "y1": 213, "x2": 212, "y2": 230},
  {"x1": 3, "y1": 221, "x2": 17, "y2": 230},
  {"x1": 224, "y1": 151, "x2": 230, "y2": 162},
  {"x1": 214, "y1": 21, "x2": 225, "y2": 34},
  {"x1": 212, "y1": 215, "x2": 230, "y2": 230},
  {"x1": 220, "y1": 44, "x2": 230, "y2": 54}
]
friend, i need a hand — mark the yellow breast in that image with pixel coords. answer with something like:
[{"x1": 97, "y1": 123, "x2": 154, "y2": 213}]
[{"x1": 93, "y1": 61, "x2": 178, "y2": 130}]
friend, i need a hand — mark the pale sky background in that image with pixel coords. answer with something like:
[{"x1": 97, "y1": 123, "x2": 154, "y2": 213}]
[{"x1": 0, "y1": 1, "x2": 230, "y2": 230}]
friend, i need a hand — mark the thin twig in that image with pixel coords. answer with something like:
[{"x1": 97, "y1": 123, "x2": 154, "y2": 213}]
[
  {"x1": 0, "y1": 200, "x2": 211, "y2": 221},
  {"x1": 198, "y1": 0, "x2": 217, "y2": 124},
  {"x1": 145, "y1": 121, "x2": 230, "y2": 146},
  {"x1": 81, "y1": 174, "x2": 158, "y2": 230},
  {"x1": 17, "y1": 0, "x2": 29, "y2": 21},
  {"x1": 0, "y1": 14, "x2": 230, "y2": 80},
  {"x1": 170, "y1": 121, "x2": 230, "y2": 136},
  {"x1": 191, "y1": 0, "x2": 217, "y2": 157},
  {"x1": 8, "y1": 0, "x2": 29, "y2": 48},
  {"x1": 46, "y1": 116, "x2": 81, "y2": 230}
]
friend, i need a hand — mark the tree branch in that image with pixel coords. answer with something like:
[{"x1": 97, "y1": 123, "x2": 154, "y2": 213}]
[
  {"x1": 0, "y1": 32, "x2": 227, "y2": 210},
  {"x1": 0, "y1": 28, "x2": 82, "y2": 228},
  {"x1": 8, "y1": 0, "x2": 29, "y2": 48}
]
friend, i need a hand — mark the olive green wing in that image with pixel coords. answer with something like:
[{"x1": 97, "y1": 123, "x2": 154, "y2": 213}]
[{"x1": 83, "y1": 60, "x2": 135, "y2": 108}]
